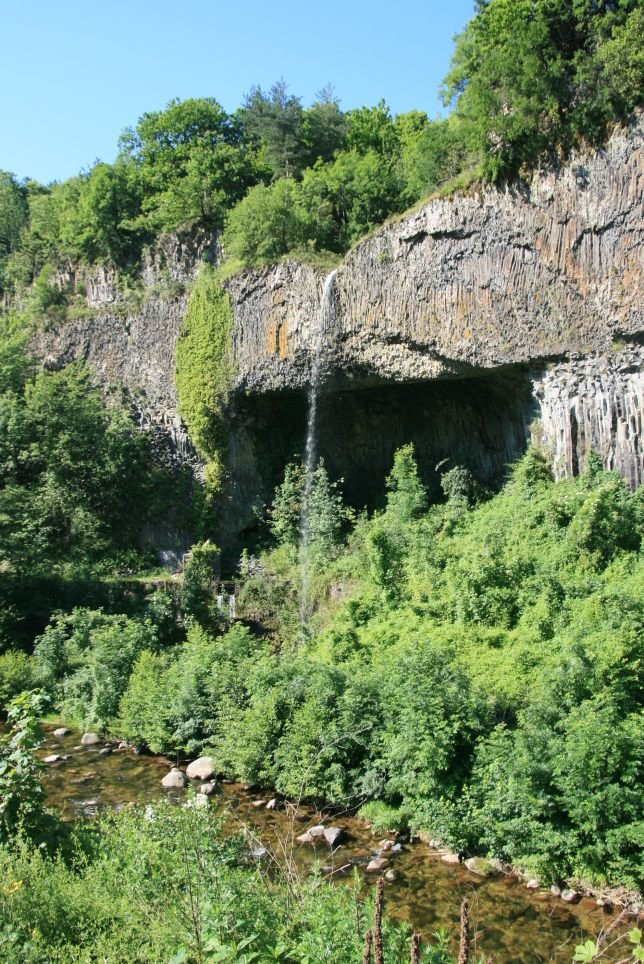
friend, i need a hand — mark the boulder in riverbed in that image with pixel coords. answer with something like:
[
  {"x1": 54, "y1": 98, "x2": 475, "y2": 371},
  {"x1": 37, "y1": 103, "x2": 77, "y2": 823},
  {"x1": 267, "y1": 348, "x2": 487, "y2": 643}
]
[
  {"x1": 465, "y1": 857, "x2": 500, "y2": 878},
  {"x1": 561, "y1": 889, "x2": 580, "y2": 903},
  {"x1": 43, "y1": 754, "x2": 62, "y2": 764},
  {"x1": 324, "y1": 826, "x2": 344, "y2": 847},
  {"x1": 53, "y1": 727, "x2": 70, "y2": 737},
  {"x1": 296, "y1": 832, "x2": 315, "y2": 844},
  {"x1": 441, "y1": 852, "x2": 460, "y2": 864},
  {"x1": 162, "y1": 768, "x2": 186, "y2": 789},
  {"x1": 308, "y1": 825, "x2": 325, "y2": 838},
  {"x1": 81, "y1": 732, "x2": 100, "y2": 746},
  {"x1": 186, "y1": 757, "x2": 216, "y2": 781}
]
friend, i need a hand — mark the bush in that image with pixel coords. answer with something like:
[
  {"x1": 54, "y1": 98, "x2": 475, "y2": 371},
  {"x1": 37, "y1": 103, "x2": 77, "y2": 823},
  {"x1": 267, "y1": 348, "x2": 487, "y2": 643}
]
[
  {"x1": 0, "y1": 651, "x2": 35, "y2": 708},
  {"x1": 34, "y1": 609, "x2": 158, "y2": 731}
]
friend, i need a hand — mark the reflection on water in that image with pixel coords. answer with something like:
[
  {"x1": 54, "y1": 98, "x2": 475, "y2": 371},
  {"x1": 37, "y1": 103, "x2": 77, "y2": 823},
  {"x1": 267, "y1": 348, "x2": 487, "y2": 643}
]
[{"x1": 38, "y1": 724, "x2": 623, "y2": 963}]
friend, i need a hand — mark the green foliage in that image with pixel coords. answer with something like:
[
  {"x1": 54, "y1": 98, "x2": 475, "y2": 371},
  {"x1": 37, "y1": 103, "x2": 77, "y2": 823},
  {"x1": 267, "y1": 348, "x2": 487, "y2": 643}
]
[
  {"x1": 269, "y1": 459, "x2": 349, "y2": 564},
  {"x1": 358, "y1": 800, "x2": 409, "y2": 834},
  {"x1": 180, "y1": 540, "x2": 219, "y2": 627},
  {"x1": 119, "y1": 96, "x2": 263, "y2": 236},
  {"x1": 220, "y1": 447, "x2": 642, "y2": 887},
  {"x1": 222, "y1": 178, "x2": 308, "y2": 264},
  {"x1": 34, "y1": 609, "x2": 158, "y2": 731},
  {"x1": 0, "y1": 804, "x2": 424, "y2": 962},
  {"x1": 442, "y1": 0, "x2": 643, "y2": 179},
  {"x1": 116, "y1": 623, "x2": 265, "y2": 755},
  {"x1": 0, "y1": 351, "x2": 171, "y2": 644},
  {"x1": 0, "y1": 693, "x2": 50, "y2": 845},
  {"x1": 175, "y1": 268, "x2": 234, "y2": 496},
  {"x1": 367, "y1": 444, "x2": 427, "y2": 599},
  {"x1": 0, "y1": 172, "x2": 28, "y2": 295},
  {"x1": 243, "y1": 80, "x2": 308, "y2": 179},
  {"x1": 0, "y1": 651, "x2": 35, "y2": 708}
]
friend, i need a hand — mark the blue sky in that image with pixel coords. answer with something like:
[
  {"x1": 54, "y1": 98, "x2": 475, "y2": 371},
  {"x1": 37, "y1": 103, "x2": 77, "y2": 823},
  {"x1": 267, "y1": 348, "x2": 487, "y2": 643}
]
[{"x1": 1, "y1": 0, "x2": 475, "y2": 185}]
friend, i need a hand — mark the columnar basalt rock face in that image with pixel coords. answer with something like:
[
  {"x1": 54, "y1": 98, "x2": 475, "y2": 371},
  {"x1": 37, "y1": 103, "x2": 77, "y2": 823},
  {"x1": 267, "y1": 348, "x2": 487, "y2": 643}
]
[
  {"x1": 32, "y1": 231, "x2": 217, "y2": 477},
  {"x1": 32, "y1": 119, "x2": 643, "y2": 548},
  {"x1": 532, "y1": 347, "x2": 643, "y2": 488},
  {"x1": 224, "y1": 116, "x2": 643, "y2": 504},
  {"x1": 226, "y1": 116, "x2": 642, "y2": 392}
]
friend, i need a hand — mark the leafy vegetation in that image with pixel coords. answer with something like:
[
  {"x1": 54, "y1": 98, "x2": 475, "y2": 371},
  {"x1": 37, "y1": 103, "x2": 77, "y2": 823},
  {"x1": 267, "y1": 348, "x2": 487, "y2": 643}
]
[
  {"x1": 175, "y1": 267, "x2": 234, "y2": 497},
  {"x1": 0, "y1": 333, "x2": 195, "y2": 646},
  {"x1": 20, "y1": 445, "x2": 641, "y2": 893}
]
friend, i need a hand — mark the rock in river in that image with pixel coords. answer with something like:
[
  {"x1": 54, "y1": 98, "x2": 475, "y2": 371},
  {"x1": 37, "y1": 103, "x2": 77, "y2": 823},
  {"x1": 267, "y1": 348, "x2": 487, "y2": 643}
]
[
  {"x1": 366, "y1": 857, "x2": 390, "y2": 873},
  {"x1": 186, "y1": 757, "x2": 216, "y2": 781},
  {"x1": 323, "y1": 826, "x2": 344, "y2": 847},
  {"x1": 162, "y1": 768, "x2": 186, "y2": 789},
  {"x1": 81, "y1": 732, "x2": 100, "y2": 746},
  {"x1": 198, "y1": 782, "x2": 217, "y2": 796}
]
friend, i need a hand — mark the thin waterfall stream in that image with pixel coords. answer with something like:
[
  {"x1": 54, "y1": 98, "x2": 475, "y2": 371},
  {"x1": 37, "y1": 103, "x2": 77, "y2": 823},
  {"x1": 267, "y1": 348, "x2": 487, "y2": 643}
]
[{"x1": 299, "y1": 269, "x2": 337, "y2": 623}]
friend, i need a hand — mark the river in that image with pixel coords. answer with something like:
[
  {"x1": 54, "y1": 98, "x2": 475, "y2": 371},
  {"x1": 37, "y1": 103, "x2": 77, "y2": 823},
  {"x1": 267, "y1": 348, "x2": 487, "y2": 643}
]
[{"x1": 38, "y1": 723, "x2": 627, "y2": 963}]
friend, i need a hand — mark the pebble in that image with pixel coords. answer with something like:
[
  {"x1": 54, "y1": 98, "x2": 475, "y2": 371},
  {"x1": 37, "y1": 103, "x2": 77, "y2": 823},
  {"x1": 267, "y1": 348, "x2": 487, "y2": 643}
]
[{"x1": 366, "y1": 857, "x2": 390, "y2": 873}]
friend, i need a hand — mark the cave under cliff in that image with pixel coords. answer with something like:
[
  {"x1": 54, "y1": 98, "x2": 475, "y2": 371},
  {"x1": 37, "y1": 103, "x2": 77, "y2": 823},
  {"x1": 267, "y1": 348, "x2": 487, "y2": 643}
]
[{"x1": 226, "y1": 366, "x2": 534, "y2": 537}]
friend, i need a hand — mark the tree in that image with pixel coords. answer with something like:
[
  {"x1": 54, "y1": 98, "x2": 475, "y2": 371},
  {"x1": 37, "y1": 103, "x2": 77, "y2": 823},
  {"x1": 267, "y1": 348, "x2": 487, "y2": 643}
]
[
  {"x1": 302, "y1": 86, "x2": 347, "y2": 165},
  {"x1": 0, "y1": 172, "x2": 28, "y2": 293},
  {"x1": 242, "y1": 80, "x2": 307, "y2": 179},
  {"x1": 0, "y1": 692, "x2": 50, "y2": 844},
  {"x1": 441, "y1": 0, "x2": 643, "y2": 179},
  {"x1": 222, "y1": 178, "x2": 308, "y2": 264},
  {"x1": 299, "y1": 148, "x2": 404, "y2": 251},
  {"x1": 119, "y1": 97, "x2": 262, "y2": 233},
  {"x1": 345, "y1": 101, "x2": 398, "y2": 156}
]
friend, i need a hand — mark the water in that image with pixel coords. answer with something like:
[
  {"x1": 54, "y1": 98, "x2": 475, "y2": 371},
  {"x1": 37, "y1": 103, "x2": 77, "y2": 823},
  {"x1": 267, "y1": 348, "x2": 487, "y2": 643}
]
[
  {"x1": 37, "y1": 724, "x2": 628, "y2": 963},
  {"x1": 299, "y1": 270, "x2": 337, "y2": 623}
]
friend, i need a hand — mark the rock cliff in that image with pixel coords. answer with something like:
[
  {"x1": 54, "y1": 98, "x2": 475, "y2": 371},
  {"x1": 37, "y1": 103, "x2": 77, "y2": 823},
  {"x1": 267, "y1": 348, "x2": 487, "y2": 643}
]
[{"x1": 33, "y1": 117, "x2": 643, "y2": 546}]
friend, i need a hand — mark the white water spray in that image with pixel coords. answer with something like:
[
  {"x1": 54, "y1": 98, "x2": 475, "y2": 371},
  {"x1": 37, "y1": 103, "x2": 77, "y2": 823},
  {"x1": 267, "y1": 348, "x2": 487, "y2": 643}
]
[{"x1": 299, "y1": 270, "x2": 337, "y2": 623}]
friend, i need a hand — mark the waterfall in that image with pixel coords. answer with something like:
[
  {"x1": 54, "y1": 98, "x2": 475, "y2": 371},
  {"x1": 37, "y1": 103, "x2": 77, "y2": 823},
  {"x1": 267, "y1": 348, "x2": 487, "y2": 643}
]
[{"x1": 299, "y1": 270, "x2": 337, "y2": 623}]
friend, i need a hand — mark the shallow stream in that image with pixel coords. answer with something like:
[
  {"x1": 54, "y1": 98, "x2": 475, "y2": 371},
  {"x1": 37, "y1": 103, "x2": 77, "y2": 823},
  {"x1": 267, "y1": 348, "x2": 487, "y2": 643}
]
[{"x1": 38, "y1": 724, "x2": 626, "y2": 963}]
